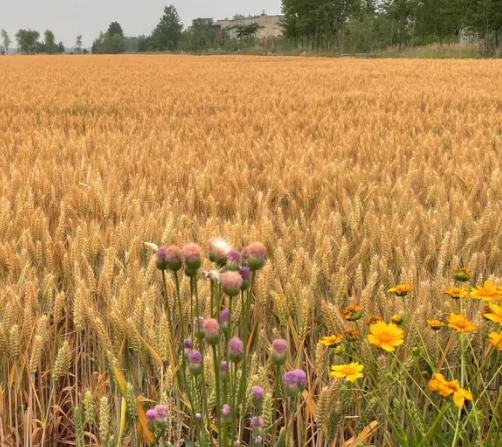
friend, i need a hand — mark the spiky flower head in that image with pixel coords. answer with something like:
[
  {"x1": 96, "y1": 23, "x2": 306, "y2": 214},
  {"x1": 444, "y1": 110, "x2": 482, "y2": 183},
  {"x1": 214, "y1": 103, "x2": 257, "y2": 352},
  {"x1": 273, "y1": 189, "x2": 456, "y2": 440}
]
[
  {"x1": 242, "y1": 242, "x2": 267, "y2": 271},
  {"x1": 204, "y1": 318, "x2": 220, "y2": 345},
  {"x1": 220, "y1": 271, "x2": 243, "y2": 297},
  {"x1": 250, "y1": 416, "x2": 264, "y2": 430},
  {"x1": 188, "y1": 350, "x2": 203, "y2": 375},
  {"x1": 182, "y1": 243, "x2": 202, "y2": 271},
  {"x1": 153, "y1": 404, "x2": 168, "y2": 423},
  {"x1": 226, "y1": 250, "x2": 241, "y2": 271},
  {"x1": 229, "y1": 337, "x2": 244, "y2": 362},
  {"x1": 184, "y1": 338, "x2": 192, "y2": 354},
  {"x1": 283, "y1": 369, "x2": 307, "y2": 397},
  {"x1": 222, "y1": 404, "x2": 231, "y2": 421},
  {"x1": 193, "y1": 317, "x2": 206, "y2": 339},
  {"x1": 157, "y1": 246, "x2": 183, "y2": 271},
  {"x1": 251, "y1": 386, "x2": 265, "y2": 408},
  {"x1": 239, "y1": 266, "x2": 251, "y2": 290},
  {"x1": 220, "y1": 309, "x2": 228, "y2": 326},
  {"x1": 209, "y1": 238, "x2": 232, "y2": 265},
  {"x1": 271, "y1": 338, "x2": 288, "y2": 365},
  {"x1": 146, "y1": 409, "x2": 156, "y2": 427}
]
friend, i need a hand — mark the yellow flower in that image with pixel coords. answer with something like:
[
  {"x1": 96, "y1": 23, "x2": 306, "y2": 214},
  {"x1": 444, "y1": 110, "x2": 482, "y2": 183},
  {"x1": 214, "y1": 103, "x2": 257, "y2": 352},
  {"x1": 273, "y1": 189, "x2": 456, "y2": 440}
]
[
  {"x1": 452, "y1": 388, "x2": 474, "y2": 409},
  {"x1": 367, "y1": 321, "x2": 405, "y2": 352},
  {"x1": 447, "y1": 313, "x2": 477, "y2": 333},
  {"x1": 330, "y1": 362, "x2": 364, "y2": 382},
  {"x1": 428, "y1": 373, "x2": 458, "y2": 396},
  {"x1": 444, "y1": 287, "x2": 468, "y2": 299},
  {"x1": 344, "y1": 326, "x2": 360, "y2": 342},
  {"x1": 387, "y1": 284, "x2": 412, "y2": 297},
  {"x1": 365, "y1": 315, "x2": 384, "y2": 326},
  {"x1": 488, "y1": 332, "x2": 502, "y2": 351},
  {"x1": 427, "y1": 319, "x2": 444, "y2": 331},
  {"x1": 470, "y1": 280, "x2": 502, "y2": 301},
  {"x1": 428, "y1": 373, "x2": 473, "y2": 409},
  {"x1": 391, "y1": 314, "x2": 404, "y2": 325},
  {"x1": 320, "y1": 334, "x2": 344, "y2": 347},
  {"x1": 483, "y1": 303, "x2": 502, "y2": 326},
  {"x1": 343, "y1": 305, "x2": 362, "y2": 321}
]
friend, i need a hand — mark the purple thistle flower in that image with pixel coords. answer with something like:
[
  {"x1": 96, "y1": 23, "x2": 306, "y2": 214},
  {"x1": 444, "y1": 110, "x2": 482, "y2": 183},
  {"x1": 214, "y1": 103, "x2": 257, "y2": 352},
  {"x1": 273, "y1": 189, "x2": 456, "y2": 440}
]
[
  {"x1": 204, "y1": 318, "x2": 220, "y2": 345},
  {"x1": 222, "y1": 404, "x2": 231, "y2": 420},
  {"x1": 283, "y1": 369, "x2": 307, "y2": 397},
  {"x1": 250, "y1": 416, "x2": 264, "y2": 430},
  {"x1": 228, "y1": 337, "x2": 244, "y2": 362},
  {"x1": 271, "y1": 338, "x2": 288, "y2": 365},
  {"x1": 220, "y1": 308, "x2": 229, "y2": 325},
  {"x1": 146, "y1": 409, "x2": 156, "y2": 426},
  {"x1": 251, "y1": 386, "x2": 265, "y2": 407},
  {"x1": 220, "y1": 271, "x2": 243, "y2": 297},
  {"x1": 184, "y1": 338, "x2": 192, "y2": 354},
  {"x1": 221, "y1": 361, "x2": 228, "y2": 376},
  {"x1": 153, "y1": 404, "x2": 168, "y2": 422},
  {"x1": 238, "y1": 266, "x2": 251, "y2": 281},
  {"x1": 226, "y1": 250, "x2": 241, "y2": 271},
  {"x1": 188, "y1": 350, "x2": 203, "y2": 375}
]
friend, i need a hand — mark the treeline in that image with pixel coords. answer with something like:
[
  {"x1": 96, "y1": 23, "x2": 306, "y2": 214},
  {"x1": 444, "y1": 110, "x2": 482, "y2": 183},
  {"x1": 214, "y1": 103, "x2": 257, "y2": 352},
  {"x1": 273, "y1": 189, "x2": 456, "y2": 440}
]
[
  {"x1": 281, "y1": 0, "x2": 502, "y2": 53},
  {"x1": 1, "y1": 29, "x2": 67, "y2": 55}
]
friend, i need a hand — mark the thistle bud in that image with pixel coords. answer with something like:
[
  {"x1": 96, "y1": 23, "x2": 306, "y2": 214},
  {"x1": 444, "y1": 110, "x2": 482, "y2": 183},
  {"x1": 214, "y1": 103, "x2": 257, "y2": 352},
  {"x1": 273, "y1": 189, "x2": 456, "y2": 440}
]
[
  {"x1": 271, "y1": 338, "x2": 288, "y2": 365},
  {"x1": 228, "y1": 337, "x2": 244, "y2": 362},
  {"x1": 184, "y1": 338, "x2": 192, "y2": 355},
  {"x1": 157, "y1": 246, "x2": 183, "y2": 271},
  {"x1": 193, "y1": 317, "x2": 206, "y2": 339},
  {"x1": 241, "y1": 242, "x2": 267, "y2": 271},
  {"x1": 146, "y1": 409, "x2": 156, "y2": 428},
  {"x1": 209, "y1": 238, "x2": 232, "y2": 265},
  {"x1": 239, "y1": 267, "x2": 251, "y2": 290},
  {"x1": 283, "y1": 369, "x2": 307, "y2": 397},
  {"x1": 182, "y1": 243, "x2": 202, "y2": 270},
  {"x1": 222, "y1": 404, "x2": 231, "y2": 422},
  {"x1": 204, "y1": 318, "x2": 220, "y2": 345},
  {"x1": 226, "y1": 250, "x2": 241, "y2": 271},
  {"x1": 251, "y1": 386, "x2": 264, "y2": 408},
  {"x1": 188, "y1": 351, "x2": 203, "y2": 375},
  {"x1": 220, "y1": 271, "x2": 243, "y2": 297}
]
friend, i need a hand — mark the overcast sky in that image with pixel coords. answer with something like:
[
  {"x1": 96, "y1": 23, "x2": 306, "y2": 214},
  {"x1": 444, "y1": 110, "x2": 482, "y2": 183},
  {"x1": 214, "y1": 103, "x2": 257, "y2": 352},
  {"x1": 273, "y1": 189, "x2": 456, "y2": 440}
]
[{"x1": 2, "y1": 0, "x2": 282, "y2": 48}]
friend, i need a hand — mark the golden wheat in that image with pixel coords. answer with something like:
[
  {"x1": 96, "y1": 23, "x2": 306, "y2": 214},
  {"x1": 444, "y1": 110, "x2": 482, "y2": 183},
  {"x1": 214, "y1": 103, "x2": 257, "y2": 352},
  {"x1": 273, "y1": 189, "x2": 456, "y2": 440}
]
[{"x1": 1, "y1": 54, "x2": 502, "y2": 446}]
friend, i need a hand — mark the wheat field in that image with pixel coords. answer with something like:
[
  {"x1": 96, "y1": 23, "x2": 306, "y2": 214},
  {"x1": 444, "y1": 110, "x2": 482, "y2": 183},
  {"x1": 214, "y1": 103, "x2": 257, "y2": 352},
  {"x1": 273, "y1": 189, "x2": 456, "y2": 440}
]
[{"x1": 1, "y1": 55, "x2": 502, "y2": 447}]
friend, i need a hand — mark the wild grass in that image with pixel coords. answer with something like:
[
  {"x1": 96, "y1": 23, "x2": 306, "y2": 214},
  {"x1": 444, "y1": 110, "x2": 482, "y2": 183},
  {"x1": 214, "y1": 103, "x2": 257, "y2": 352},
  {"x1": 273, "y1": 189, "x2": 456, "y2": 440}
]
[{"x1": 0, "y1": 55, "x2": 502, "y2": 446}]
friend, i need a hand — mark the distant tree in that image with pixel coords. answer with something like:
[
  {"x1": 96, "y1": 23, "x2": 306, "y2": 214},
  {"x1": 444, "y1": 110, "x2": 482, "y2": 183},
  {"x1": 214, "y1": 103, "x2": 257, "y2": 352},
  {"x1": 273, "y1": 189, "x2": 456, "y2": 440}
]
[
  {"x1": 58, "y1": 41, "x2": 65, "y2": 53},
  {"x1": 108, "y1": 22, "x2": 124, "y2": 38},
  {"x1": 180, "y1": 19, "x2": 217, "y2": 51},
  {"x1": 15, "y1": 29, "x2": 40, "y2": 54},
  {"x1": 1, "y1": 30, "x2": 11, "y2": 54},
  {"x1": 75, "y1": 35, "x2": 83, "y2": 53},
  {"x1": 138, "y1": 35, "x2": 152, "y2": 52},
  {"x1": 152, "y1": 5, "x2": 183, "y2": 51},
  {"x1": 92, "y1": 30, "x2": 126, "y2": 54},
  {"x1": 44, "y1": 30, "x2": 58, "y2": 54}
]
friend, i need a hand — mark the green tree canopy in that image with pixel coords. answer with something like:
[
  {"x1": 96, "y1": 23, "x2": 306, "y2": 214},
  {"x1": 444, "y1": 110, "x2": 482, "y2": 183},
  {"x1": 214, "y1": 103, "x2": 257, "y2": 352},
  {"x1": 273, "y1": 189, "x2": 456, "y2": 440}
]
[
  {"x1": 15, "y1": 29, "x2": 40, "y2": 54},
  {"x1": 152, "y1": 5, "x2": 183, "y2": 51}
]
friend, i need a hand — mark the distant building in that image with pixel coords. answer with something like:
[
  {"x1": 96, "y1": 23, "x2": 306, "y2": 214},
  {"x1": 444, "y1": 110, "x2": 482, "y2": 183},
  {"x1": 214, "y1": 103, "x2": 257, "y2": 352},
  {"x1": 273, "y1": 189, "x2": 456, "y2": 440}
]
[
  {"x1": 215, "y1": 13, "x2": 283, "y2": 41},
  {"x1": 192, "y1": 18, "x2": 214, "y2": 28}
]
